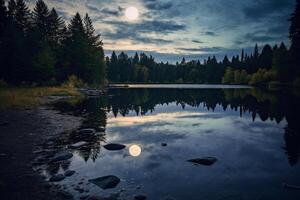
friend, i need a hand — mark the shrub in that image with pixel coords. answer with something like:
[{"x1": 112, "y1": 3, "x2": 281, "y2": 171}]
[{"x1": 62, "y1": 75, "x2": 87, "y2": 88}]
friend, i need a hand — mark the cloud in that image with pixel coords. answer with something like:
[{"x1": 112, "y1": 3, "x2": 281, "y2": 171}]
[
  {"x1": 101, "y1": 19, "x2": 185, "y2": 45},
  {"x1": 242, "y1": 0, "x2": 294, "y2": 21},
  {"x1": 203, "y1": 31, "x2": 217, "y2": 36},
  {"x1": 192, "y1": 40, "x2": 204, "y2": 44},
  {"x1": 143, "y1": 0, "x2": 173, "y2": 10},
  {"x1": 24, "y1": 0, "x2": 295, "y2": 61},
  {"x1": 177, "y1": 47, "x2": 226, "y2": 53}
]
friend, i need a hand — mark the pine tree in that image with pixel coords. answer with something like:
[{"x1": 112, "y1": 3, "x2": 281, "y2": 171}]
[
  {"x1": 15, "y1": 0, "x2": 31, "y2": 35},
  {"x1": 7, "y1": 0, "x2": 16, "y2": 21},
  {"x1": 32, "y1": 0, "x2": 50, "y2": 40},
  {"x1": 259, "y1": 44, "x2": 273, "y2": 70},
  {"x1": 272, "y1": 42, "x2": 289, "y2": 82},
  {"x1": 83, "y1": 13, "x2": 105, "y2": 85},
  {"x1": 108, "y1": 51, "x2": 119, "y2": 82},
  {"x1": 241, "y1": 49, "x2": 244, "y2": 62},
  {"x1": 0, "y1": 0, "x2": 7, "y2": 32},
  {"x1": 289, "y1": 0, "x2": 300, "y2": 78},
  {"x1": 223, "y1": 56, "x2": 230, "y2": 67},
  {"x1": 181, "y1": 57, "x2": 186, "y2": 65},
  {"x1": 0, "y1": 0, "x2": 8, "y2": 80},
  {"x1": 48, "y1": 8, "x2": 66, "y2": 47},
  {"x1": 133, "y1": 52, "x2": 139, "y2": 64}
]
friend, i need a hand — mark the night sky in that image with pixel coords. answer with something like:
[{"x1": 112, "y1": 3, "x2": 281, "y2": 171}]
[{"x1": 26, "y1": 0, "x2": 296, "y2": 62}]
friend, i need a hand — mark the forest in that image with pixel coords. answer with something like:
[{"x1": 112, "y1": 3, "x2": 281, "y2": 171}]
[
  {"x1": 0, "y1": 0, "x2": 105, "y2": 86},
  {"x1": 0, "y1": 0, "x2": 300, "y2": 87}
]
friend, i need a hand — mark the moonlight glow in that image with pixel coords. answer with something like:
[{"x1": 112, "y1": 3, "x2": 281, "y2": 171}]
[
  {"x1": 125, "y1": 6, "x2": 139, "y2": 21},
  {"x1": 129, "y1": 144, "x2": 142, "y2": 157}
]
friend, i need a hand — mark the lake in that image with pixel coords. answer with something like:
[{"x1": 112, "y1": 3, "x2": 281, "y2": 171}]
[{"x1": 35, "y1": 86, "x2": 300, "y2": 200}]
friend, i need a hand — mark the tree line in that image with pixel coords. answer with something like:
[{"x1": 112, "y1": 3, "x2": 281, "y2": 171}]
[
  {"x1": 0, "y1": 0, "x2": 105, "y2": 86},
  {"x1": 106, "y1": 43, "x2": 290, "y2": 85},
  {"x1": 0, "y1": 0, "x2": 299, "y2": 87},
  {"x1": 106, "y1": 0, "x2": 300, "y2": 86}
]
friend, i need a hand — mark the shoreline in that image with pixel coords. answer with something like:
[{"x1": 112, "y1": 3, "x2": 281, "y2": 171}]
[{"x1": 0, "y1": 106, "x2": 82, "y2": 200}]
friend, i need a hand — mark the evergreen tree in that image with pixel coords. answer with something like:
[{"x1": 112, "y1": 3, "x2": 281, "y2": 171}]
[
  {"x1": 0, "y1": 0, "x2": 8, "y2": 80},
  {"x1": 272, "y1": 42, "x2": 289, "y2": 82},
  {"x1": 222, "y1": 56, "x2": 230, "y2": 67},
  {"x1": 181, "y1": 57, "x2": 186, "y2": 65},
  {"x1": 83, "y1": 13, "x2": 105, "y2": 85},
  {"x1": 241, "y1": 49, "x2": 245, "y2": 62},
  {"x1": 133, "y1": 52, "x2": 139, "y2": 64},
  {"x1": 15, "y1": 0, "x2": 31, "y2": 35},
  {"x1": 32, "y1": 0, "x2": 50, "y2": 40},
  {"x1": 48, "y1": 8, "x2": 66, "y2": 47},
  {"x1": 289, "y1": 0, "x2": 300, "y2": 78},
  {"x1": 4, "y1": 0, "x2": 31, "y2": 83},
  {"x1": 259, "y1": 44, "x2": 273, "y2": 70},
  {"x1": 108, "y1": 51, "x2": 119, "y2": 82},
  {"x1": 0, "y1": 0, "x2": 7, "y2": 32}
]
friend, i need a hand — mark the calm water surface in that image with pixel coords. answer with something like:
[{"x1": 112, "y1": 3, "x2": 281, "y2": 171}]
[{"x1": 40, "y1": 87, "x2": 300, "y2": 200}]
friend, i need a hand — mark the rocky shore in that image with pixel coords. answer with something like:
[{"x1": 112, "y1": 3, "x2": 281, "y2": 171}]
[{"x1": 0, "y1": 106, "x2": 82, "y2": 200}]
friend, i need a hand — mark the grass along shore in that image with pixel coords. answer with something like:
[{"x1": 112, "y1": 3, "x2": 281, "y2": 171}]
[{"x1": 0, "y1": 87, "x2": 83, "y2": 110}]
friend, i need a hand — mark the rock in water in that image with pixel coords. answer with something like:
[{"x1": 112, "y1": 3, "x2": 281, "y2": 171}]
[
  {"x1": 187, "y1": 157, "x2": 217, "y2": 166},
  {"x1": 89, "y1": 175, "x2": 120, "y2": 189},
  {"x1": 50, "y1": 174, "x2": 65, "y2": 182},
  {"x1": 70, "y1": 141, "x2": 87, "y2": 148},
  {"x1": 104, "y1": 144, "x2": 126, "y2": 151},
  {"x1": 51, "y1": 151, "x2": 73, "y2": 162},
  {"x1": 65, "y1": 170, "x2": 76, "y2": 177}
]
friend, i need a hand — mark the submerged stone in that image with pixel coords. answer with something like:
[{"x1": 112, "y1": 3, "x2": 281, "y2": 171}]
[
  {"x1": 51, "y1": 151, "x2": 73, "y2": 162},
  {"x1": 65, "y1": 170, "x2": 75, "y2": 177},
  {"x1": 49, "y1": 174, "x2": 65, "y2": 182},
  {"x1": 104, "y1": 143, "x2": 126, "y2": 151},
  {"x1": 187, "y1": 157, "x2": 217, "y2": 166},
  {"x1": 89, "y1": 175, "x2": 120, "y2": 189}
]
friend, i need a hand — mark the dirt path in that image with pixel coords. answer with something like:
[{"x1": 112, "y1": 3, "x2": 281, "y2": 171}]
[{"x1": 0, "y1": 107, "x2": 82, "y2": 200}]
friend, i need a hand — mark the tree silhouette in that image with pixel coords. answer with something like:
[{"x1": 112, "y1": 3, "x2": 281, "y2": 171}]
[{"x1": 289, "y1": 0, "x2": 300, "y2": 80}]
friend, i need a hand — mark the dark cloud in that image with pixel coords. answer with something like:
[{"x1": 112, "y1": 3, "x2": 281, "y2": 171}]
[
  {"x1": 177, "y1": 47, "x2": 226, "y2": 53},
  {"x1": 243, "y1": 0, "x2": 294, "y2": 21},
  {"x1": 192, "y1": 40, "x2": 204, "y2": 44},
  {"x1": 103, "y1": 19, "x2": 186, "y2": 34},
  {"x1": 25, "y1": 0, "x2": 295, "y2": 62},
  {"x1": 101, "y1": 19, "x2": 185, "y2": 45},
  {"x1": 85, "y1": 3, "x2": 121, "y2": 17},
  {"x1": 143, "y1": 0, "x2": 173, "y2": 10},
  {"x1": 203, "y1": 31, "x2": 217, "y2": 36}
]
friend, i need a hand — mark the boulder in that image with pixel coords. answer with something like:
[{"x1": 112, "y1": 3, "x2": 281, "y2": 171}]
[
  {"x1": 104, "y1": 144, "x2": 126, "y2": 151},
  {"x1": 49, "y1": 174, "x2": 65, "y2": 182},
  {"x1": 89, "y1": 175, "x2": 120, "y2": 189},
  {"x1": 65, "y1": 170, "x2": 76, "y2": 177}
]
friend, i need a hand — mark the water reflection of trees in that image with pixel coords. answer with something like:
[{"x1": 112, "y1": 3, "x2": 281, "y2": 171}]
[{"x1": 52, "y1": 88, "x2": 300, "y2": 166}]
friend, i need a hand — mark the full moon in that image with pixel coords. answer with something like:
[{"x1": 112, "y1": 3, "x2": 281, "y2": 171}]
[
  {"x1": 129, "y1": 144, "x2": 142, "y2": 157},
  {"x1": 125, "y1": 7, "x2": 139, "y2": 21}
]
